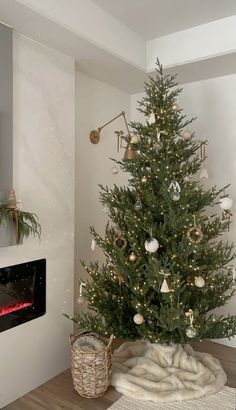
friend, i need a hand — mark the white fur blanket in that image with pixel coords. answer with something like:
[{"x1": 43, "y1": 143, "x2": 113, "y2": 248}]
[{"x1": 112, "y1": 341, "x2": 227, "y2": 402}]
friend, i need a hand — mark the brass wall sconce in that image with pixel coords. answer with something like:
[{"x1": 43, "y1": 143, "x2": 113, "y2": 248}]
[{"x1": 89, "y1": 111, "x2": 130, "y2": 144}]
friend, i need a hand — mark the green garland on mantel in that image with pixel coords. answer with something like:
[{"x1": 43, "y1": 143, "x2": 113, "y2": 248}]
[{"x1": 0, "y1": 188, "x2": 41, "y2": 244}]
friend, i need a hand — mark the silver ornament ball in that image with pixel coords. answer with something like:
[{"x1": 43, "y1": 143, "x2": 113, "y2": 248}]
[
  {"x1": 171, "y1": 191, "x2": 180, "y2": 201},
  {"x1": 134, "y1": 200, "x2": 142, "y2": 210},
  {"x1": 186, "y1": 325, "x2": 197, "y2": 338}
]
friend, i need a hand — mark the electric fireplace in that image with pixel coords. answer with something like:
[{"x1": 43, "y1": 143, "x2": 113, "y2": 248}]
[{"x1": 0, "y1": 259, "x2": 46, "y2": 332}]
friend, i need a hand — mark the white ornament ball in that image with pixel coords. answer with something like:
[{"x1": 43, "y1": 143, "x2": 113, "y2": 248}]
[
  {"x1": 219, "y1": 197, "x2": 233, "y2": 210},
  {"x1": 133, "y1": 313, "x2": 144, "y2": 325},
  {"x1": 194, "y1": 276, "x2": 205, "y2": 288},
  {"x1": 141, "y1": 176, "x2": 148, "y2": 183},
  {"x1": 145, "y1": 238, "x2": 159, "y2": 253},
  {"x1": 181, "y1": 130, "x2": 192, "y2": 140},
  {"x1": 131, "y1": 133, "x2": 140, "y2": 144}
]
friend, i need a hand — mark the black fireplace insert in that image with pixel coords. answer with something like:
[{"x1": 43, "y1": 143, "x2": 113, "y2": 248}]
[{"x1": 0, "y1": 259, "x2": 46, "y2": 332}]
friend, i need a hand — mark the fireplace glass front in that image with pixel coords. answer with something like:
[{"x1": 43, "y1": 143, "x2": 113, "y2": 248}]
[{"x1": 0, "y1": 259, "x2": 46, "y2": 332}]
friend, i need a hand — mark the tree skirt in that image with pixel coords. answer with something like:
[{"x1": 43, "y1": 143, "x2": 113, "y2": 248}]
[
  {"x1": 108, "y1": 386, "x2": 236, "y2": 410},
  {"x1": 111, "y1": 341, "x2": 227, "y2": 402}
]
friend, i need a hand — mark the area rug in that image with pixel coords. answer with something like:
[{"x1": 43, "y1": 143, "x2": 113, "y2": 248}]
[
  {"x1": 112, "y1": 341, "x2": 227, "y2": 402},
  {"x1": 108, "y1": 386, "x2": 236, "y2": 410}
]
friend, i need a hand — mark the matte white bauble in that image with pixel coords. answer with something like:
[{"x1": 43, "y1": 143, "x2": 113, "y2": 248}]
[
  {"x1": 219, "y1": 197, "x2": 233, "y2": 210},
  {"x1": 145, "y1": 238, "x2": 159, "y2": 253},
  {"x1": 133, "y1": 313, "x2": 144, "y2": 325},
  {"x1": 194, "y1": 276, "x2": 205, "y2": 288}
]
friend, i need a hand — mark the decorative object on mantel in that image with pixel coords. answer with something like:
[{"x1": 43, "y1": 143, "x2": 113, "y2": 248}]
[
  {"x1": 70, "y1": 330, "x2": 113, "y2": 398},
  {"x1": 0, "y1": 187, "x2": 41, "y2": 244}
]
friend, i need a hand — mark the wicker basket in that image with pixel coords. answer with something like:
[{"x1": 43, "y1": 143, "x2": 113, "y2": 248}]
[{"x1": 70, "y1": 331, "x2": 113, "y2": 398}]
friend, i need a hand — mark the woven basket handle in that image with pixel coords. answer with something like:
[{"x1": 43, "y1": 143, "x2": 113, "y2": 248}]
[{"x1": 106, "y1": 334, "x2": 114, "y2": 349}]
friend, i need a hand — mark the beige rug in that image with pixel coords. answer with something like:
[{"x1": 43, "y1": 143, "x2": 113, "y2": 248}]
[{"x1": 108, "y1": 386, "x2": 236, "y2": 410}]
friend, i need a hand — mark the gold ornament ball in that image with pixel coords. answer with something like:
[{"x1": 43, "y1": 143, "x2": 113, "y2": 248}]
[
  {"x1": 141, "y1": 176, "x2": 148, "y2": 183},
  {"x1": 182, "y1": 130, "x2": 192, "y2": 140},
  {"x1": 131, "y1": 133, "x2": 140, "y2": 144},
  {"x1": 172, "y1": 102, "x2": 179, "y2": 112},
  {"x1": 129, "y1": 252, "x2": 137, "y2": 262}
]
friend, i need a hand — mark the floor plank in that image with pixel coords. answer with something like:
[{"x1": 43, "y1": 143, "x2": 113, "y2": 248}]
[{"x1": 3, "y1": 341, "x2": 235, "y2": 410}]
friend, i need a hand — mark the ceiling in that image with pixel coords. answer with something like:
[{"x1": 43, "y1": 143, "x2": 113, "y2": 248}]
[
  {"x1": 1, "y1": 0, "x2": 236, "y2": 93},
  {"x1": 91, "y1": 0, "x2": 236, "y2": 40}
]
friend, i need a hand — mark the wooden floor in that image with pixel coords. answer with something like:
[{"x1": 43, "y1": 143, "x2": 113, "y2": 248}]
[{"x1": 3, "y1": 341, "x2": 236, "y2": 410}]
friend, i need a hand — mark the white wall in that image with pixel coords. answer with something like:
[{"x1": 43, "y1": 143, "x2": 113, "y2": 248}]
[
  {"x1": 131, "y1": 74, "x2": 236, "y2": 348},
  {"x1": 75, "y1": 71, "x2": 130, "y2": 294},
  {"x1": 0, "y1": 34, "x2": 74, "y2": 407}
]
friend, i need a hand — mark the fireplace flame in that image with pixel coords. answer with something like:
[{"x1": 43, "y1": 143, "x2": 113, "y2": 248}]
[{"x1": 0, "y1": 302, "x2": 32, "y2": 316}]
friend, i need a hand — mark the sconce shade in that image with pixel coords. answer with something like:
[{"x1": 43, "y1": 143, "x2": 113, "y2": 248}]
[{"x1": 123, "y1": 145, "x2": 136, "y2": 160}]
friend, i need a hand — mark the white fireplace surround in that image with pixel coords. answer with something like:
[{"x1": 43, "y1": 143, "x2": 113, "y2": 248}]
[{"x1": 0, "y1": 33, "x2": 74, "y2": 408}]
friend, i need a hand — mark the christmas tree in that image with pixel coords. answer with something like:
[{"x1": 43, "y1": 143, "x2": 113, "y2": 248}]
[{"x1": 71, "y1": 60, "x2": 236, "y2": 343}]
